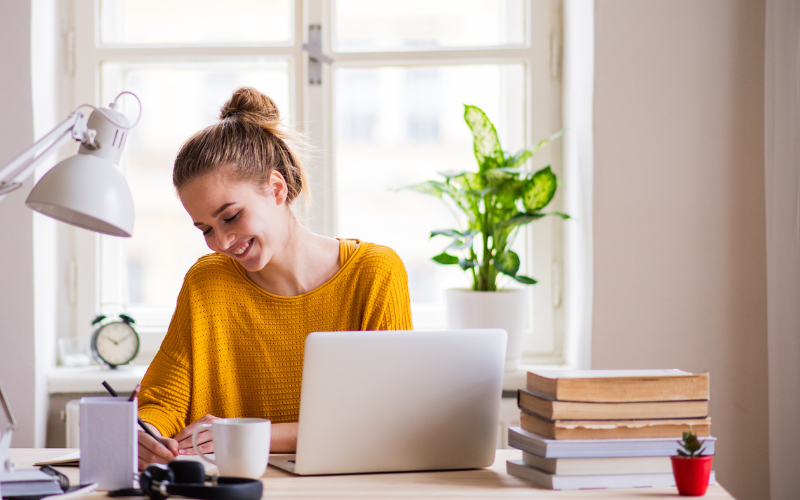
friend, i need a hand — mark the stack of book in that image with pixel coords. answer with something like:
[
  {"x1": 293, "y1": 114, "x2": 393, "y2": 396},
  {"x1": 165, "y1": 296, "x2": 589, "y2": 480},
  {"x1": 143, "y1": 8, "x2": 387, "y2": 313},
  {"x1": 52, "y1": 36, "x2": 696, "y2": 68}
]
[{"x1": 506, "y1": 369, "x2": 716, "y2": 490}]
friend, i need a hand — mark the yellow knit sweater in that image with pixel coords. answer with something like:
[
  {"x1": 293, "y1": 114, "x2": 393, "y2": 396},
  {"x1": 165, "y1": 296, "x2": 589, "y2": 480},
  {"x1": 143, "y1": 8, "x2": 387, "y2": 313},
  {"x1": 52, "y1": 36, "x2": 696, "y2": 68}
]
[{"x1": 138, "y1": 239, "x2": 413, "y2": 437}]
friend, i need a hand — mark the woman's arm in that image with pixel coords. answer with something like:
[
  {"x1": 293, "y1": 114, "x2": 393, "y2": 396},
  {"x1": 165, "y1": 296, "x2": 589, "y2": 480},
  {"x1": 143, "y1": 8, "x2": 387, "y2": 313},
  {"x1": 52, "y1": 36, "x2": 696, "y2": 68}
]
[
  {"x1": 138, "y1": 281, "x2": 194, "y2": 438},
  {"x1": 270, "y1": 422, "x2": 299, "y2": 453},
  {"x1": 172, "y1": 419, "x2": 298, "y2": 454}
]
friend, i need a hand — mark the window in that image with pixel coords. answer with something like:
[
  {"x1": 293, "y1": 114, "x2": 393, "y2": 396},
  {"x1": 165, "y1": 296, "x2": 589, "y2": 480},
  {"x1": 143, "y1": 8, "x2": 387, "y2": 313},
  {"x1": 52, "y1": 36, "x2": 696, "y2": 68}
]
[{"x1": 68, "y1": 0, "x2": 566, "y2": 365}]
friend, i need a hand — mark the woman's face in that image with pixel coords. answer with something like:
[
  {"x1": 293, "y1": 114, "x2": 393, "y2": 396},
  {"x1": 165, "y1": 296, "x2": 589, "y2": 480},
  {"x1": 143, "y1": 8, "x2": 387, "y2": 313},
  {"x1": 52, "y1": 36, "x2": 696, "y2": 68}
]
[{"x1": 178, "y1": 168, "x2": 290, "y2": 272}]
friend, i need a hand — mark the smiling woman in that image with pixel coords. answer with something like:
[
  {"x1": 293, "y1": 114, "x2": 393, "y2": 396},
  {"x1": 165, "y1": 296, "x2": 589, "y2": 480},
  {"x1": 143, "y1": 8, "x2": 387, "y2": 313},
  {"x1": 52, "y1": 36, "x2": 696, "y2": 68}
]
[{"x1": 135, "y1": 87, "x2": 413, "y2": 470}]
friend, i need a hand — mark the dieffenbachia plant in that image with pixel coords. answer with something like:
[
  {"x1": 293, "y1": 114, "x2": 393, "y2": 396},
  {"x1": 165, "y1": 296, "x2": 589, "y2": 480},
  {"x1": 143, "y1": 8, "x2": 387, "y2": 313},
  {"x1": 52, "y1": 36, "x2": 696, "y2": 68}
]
[{"x1": 403, "y1": 104, "x2": 569, "y2": 291}]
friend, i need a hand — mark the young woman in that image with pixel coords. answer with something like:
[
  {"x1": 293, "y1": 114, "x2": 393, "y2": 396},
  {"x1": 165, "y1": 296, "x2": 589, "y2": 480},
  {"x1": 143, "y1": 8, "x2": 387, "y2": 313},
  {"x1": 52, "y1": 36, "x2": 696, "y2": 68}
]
[{"x1": 136, "y1": 87, "x2": 413, "y2": 469}]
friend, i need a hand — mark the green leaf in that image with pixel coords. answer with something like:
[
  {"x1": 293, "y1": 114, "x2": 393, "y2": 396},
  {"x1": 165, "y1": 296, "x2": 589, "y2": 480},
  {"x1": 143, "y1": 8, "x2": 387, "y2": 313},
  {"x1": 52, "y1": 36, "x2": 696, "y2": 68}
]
[
  {"x1": 548, "y1": 211, "x2": 571, "y2": 220},
  {"x1": 464, "y1": 105, "x2": 503, "y2": 171},
  {"x1": 430, "y1": 229, "x2": 462, "y2": 239},
  {"x1": 432, "y1": 252, "x2": 459, "y2": 265},
  {"x1": 479, "y1": 156, "x2": 503, "y2": 171},
  {"x1": 446, "y1": 239, "x2": 471, "y2": 251},
  {"x1": 505, "y1": 130, "x2": 564, "y2": 170},
  {"x1": 495, "y1": 251, "x2": 521, "y2": 277},
  {"x1": 399, "y1": 180, "x2": 448, "y2": 199},
  {"x1": 484, "y1": 168, "x2": 516, "y2": 187},
  {"x1": 513, "y1": 274, "x2": 538, "y2": 285},
  {"x1": 452, "y1": 171, "x2": 484, "y2": 191},
  {"x1": 677, "y1": 449, "x2": 688, "y2": 457},
  {"x1": 459, "y1": 258, "x2": 478, "y2": 271},
  {"x1": 437, "y1": 170, "x2": 470, "y2": 179},
  {"x1": 497, "y1": 211, "x2": 547, "y2": 229},
  {"x1": 446, "y1": 233, "x2": 477, "y2": 251},
  {"x1": 464, "y1": 188, "x2": 494, "y2": 199},
  {"x1": 523, "y1": 166, "x2": 558, "y2": 211},
  {"x1": 495, "y1": 167, "x2": 526, "y2": 175},
  {"x1": 528, "y1": 130, "x2": 564, "y2": 156},
  {"x1": 506, "y1": 150, "x2": 534, "y2": 171}
]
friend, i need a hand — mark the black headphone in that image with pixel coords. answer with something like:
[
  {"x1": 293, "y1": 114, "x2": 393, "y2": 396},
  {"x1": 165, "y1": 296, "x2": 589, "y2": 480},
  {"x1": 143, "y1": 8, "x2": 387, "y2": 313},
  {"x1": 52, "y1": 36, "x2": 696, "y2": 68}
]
[{"x1": 138, "y1": 461, "x2": 263, "y2": 500}]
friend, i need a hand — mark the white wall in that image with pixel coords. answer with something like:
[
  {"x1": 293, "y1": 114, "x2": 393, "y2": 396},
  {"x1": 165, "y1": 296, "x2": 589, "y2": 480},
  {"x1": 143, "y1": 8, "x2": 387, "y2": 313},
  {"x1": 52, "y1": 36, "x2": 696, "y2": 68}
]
[
  {"x1": 593, "y1": 2, "x2": 769, "y2": 500},
  {"x1": 0, "y1": 0, "x2": 39, "y2": 446}
]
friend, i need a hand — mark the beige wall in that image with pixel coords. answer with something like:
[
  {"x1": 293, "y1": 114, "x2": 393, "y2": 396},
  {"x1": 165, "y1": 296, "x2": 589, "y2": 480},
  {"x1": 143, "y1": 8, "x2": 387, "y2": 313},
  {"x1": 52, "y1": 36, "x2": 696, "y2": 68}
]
[
  {"x1": 0, "y1": 0, "x2": 40, "y2": 447},
  {"x1": 593, "y1": 2, "x2": 768, "y2": 500}
]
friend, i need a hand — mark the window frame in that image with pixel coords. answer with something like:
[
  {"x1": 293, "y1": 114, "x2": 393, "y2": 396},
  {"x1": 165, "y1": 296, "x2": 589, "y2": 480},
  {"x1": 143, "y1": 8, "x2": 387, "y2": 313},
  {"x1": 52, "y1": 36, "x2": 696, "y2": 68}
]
[{"x1": 68, "y1": 0, "x2": 569, "y2": 366}]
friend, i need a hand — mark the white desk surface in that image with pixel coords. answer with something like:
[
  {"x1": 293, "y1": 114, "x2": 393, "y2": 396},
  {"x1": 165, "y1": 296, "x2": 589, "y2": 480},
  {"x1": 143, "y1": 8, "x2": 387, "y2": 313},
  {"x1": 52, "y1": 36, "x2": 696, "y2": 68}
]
[{"x1": 9, "y1": 448, "x2": 735, "y2": 499}]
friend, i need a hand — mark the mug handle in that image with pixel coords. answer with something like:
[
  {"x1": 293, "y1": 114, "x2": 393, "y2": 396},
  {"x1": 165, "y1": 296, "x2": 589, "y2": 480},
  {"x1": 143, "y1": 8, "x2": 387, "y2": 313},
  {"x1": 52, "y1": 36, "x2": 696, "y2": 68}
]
[{"x1": 191, "y1": 423, "x2": 216, "y2": 466}]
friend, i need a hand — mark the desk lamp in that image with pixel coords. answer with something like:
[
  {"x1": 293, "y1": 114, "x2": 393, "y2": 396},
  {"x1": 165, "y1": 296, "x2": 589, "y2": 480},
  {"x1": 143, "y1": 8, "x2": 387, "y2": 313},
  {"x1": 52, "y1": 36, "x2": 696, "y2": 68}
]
[{"x1": 0, "y1": 93, "x2": 141, "y2": 493}]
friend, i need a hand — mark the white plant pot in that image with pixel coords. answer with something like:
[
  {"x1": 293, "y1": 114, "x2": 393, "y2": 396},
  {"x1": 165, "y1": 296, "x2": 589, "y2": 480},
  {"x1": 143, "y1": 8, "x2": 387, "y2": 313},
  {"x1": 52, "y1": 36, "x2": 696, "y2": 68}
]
[{"x1": 444, "y1": 288, "x2": 527, "y2": 372}]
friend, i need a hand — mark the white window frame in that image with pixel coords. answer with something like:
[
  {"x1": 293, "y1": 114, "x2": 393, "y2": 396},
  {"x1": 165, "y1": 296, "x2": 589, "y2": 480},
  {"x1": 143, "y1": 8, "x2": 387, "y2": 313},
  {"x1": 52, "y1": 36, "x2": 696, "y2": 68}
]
[{"x1": 67, "y1": 0, "x2": 574, "y2": 367}]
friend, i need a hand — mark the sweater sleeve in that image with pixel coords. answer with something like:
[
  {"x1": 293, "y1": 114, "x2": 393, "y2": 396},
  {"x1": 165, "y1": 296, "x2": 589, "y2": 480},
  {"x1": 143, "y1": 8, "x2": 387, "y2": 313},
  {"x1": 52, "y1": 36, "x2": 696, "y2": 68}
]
[
  {"x1": 360, "y1": 246, "x2": 413, "y2": 331},
  {"x1": 377, "y1": 254, "x2": 413, "y2": 331},
  {"x1": 138, "y1": 280, "x2": 194, "y2": 438}
]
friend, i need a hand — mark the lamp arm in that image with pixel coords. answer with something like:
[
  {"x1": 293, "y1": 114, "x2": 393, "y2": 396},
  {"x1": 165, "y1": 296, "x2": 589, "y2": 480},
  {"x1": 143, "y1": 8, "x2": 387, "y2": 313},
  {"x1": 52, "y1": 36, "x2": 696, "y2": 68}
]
[
  {"x1": 0, "y1": 382, "x2": 15, "y2": 434},
  {"x1": 0, "y1": 111, "x2": 87, "y2": 201},
  {"x1": 0, "y1": 381, "x2": 16, "y2": 474}
]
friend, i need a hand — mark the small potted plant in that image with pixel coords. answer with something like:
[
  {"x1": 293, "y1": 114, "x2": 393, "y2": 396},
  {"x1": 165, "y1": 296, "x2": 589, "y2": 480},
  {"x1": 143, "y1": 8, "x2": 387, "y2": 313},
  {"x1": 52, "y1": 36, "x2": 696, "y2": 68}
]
[
  {"x1": 403, "y1": 105, "x2": 567, "y2": 371},
  {"x1": 672, "y1": 429, "x2": 713, "y2": 496}
]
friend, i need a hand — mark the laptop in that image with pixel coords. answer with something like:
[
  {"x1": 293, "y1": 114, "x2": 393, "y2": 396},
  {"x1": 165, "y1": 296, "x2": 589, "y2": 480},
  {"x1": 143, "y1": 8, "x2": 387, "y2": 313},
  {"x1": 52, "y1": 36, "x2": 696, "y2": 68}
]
[{"x1": 269, "y1": 329, "x2": 506, "y2": 475}]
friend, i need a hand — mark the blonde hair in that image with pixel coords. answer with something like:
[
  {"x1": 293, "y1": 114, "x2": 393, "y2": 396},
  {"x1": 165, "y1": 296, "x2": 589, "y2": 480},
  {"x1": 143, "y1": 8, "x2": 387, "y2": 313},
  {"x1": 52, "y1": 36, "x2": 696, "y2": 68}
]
[{"x1": 173, "y1": 87, "x2": 309, "y2": 205}]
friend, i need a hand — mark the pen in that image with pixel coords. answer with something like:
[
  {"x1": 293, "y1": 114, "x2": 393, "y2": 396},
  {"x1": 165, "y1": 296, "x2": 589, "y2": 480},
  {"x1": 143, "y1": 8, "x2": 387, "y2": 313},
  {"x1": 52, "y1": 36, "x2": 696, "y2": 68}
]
[{"x1": 102, "y1": 380, "x2": 163, "y2": 444}]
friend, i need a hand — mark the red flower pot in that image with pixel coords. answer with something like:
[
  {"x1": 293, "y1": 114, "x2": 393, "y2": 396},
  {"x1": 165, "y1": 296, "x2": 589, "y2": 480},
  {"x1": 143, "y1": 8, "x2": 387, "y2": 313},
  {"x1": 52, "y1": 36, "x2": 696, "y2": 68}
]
[{"x1": 671, "y1": 455, "x2": 713, "y2": 496}]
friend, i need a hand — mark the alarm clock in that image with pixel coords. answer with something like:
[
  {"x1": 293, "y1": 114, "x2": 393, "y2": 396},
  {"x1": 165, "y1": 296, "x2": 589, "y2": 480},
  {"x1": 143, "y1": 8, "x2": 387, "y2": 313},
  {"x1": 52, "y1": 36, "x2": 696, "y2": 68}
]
[{"x1": 90, "y1": 314, "x2": 140, "y2": 368}]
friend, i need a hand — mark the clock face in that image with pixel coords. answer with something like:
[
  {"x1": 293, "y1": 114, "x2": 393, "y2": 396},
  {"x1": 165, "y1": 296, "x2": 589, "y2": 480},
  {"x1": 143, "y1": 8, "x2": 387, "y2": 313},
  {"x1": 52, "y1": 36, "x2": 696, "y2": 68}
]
[{"x1": 94, "y1": 322, "x2": 140, "y2": 367}]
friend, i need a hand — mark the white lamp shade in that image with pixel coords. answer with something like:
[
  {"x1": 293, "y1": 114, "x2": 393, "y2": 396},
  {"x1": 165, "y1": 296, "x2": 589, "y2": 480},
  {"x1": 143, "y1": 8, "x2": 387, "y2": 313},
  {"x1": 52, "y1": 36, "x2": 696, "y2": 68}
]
[{"x1": 25, "y1": 154, "x2": 134, "y2": 237}]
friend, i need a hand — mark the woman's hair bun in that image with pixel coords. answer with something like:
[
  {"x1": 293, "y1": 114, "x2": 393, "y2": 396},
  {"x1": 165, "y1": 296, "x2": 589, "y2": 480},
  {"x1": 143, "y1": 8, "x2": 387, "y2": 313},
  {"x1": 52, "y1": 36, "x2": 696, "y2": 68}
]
[
  {"x1": 219, "y1": 86, "x2": 281, "y2": 123},
  {"x1": 175, "y1": 86, "x2": 309, "y2": 206}
]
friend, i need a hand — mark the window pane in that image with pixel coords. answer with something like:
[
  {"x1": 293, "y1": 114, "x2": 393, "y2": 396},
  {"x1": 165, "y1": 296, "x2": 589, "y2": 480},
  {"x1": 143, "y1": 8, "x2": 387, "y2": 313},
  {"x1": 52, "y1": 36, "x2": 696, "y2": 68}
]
[
  {"x1": 99, "y1": 0, "x2": 292, "y2": 45},
  {"x1": 333, "y1": 0, "x2": 525, "y2": 52},
  {"x1": 101, "y1": 61, "x2": 291, "y2": 308},
  {"x1": 334, "y1": 64, "x2": 526, "y2": 329}
]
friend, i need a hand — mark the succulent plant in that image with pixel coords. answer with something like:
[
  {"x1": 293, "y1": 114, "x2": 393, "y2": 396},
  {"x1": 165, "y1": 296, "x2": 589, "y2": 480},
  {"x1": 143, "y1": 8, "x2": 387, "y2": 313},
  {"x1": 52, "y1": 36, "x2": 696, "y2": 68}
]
[{"x1": 676, "y1": 428, "x2": 707, "y2": 458}]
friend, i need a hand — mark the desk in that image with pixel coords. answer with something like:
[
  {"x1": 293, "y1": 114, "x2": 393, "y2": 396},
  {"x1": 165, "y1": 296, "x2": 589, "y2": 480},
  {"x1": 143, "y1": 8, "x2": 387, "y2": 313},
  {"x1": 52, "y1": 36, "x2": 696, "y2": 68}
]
[{"x1": 9, "y1": 449, "x2": 735, "y2": 499}]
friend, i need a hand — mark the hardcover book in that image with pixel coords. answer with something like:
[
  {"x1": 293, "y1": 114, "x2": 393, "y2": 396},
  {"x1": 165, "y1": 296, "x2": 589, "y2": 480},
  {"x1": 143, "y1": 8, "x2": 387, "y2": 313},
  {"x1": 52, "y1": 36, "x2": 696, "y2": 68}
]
[
  {"x1": 507, "y1": 459, "x2": 716, "y2": 490},
  {"x1": 521, "y1": 452, "x2": 672, "y2": 475},
  {"x1": 518, "y1": 388, "x2": 708, "y2": 420},
  {"x1": 527, "y1": 369, "x2": 709, "y2": 403},
  {"x1": 507, "y1": 426, "x2": 717, "y2": 458},
  {"x1": 520, "y1": 411, "x2": 711, "y2": 440}
]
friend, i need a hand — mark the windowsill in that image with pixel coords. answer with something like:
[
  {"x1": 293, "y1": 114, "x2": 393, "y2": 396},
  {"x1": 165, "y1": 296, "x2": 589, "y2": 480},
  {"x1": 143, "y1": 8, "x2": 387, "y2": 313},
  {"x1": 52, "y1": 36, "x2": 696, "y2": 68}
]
[
  {"x1": 48, "y1": 363, "x2": 570, "y2": 395},
  {"x1": 47, "y1": 365, "x2": 148, "y2": 394}
]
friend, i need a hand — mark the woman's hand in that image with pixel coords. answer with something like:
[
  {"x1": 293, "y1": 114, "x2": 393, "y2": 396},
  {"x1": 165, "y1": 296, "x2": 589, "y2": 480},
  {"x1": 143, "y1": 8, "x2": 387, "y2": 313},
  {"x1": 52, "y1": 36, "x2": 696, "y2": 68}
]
[
  {"x1": 138, "y1": 429, "x2": 179, "y2": 470},
  {"x1": 171, "y1": 417, "x2": 298, "y2": 456},
  {"x1": 173, "y1": 414, "x2": 220, "y2": 455}
]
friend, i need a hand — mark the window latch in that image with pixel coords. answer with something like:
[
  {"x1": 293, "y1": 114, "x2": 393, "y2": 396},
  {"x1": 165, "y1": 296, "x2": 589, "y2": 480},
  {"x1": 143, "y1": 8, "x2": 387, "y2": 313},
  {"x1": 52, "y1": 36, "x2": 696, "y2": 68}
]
[{"x1": 302, "y1": 25, "x2": 334, "y2": 85}]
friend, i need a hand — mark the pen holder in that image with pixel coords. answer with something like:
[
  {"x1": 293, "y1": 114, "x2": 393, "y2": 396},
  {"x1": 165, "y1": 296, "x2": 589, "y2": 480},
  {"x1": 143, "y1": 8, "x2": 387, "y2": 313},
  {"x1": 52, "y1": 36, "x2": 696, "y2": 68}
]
[{"x1": 79, "y1": 397, "x2": 137, "y2": 490}]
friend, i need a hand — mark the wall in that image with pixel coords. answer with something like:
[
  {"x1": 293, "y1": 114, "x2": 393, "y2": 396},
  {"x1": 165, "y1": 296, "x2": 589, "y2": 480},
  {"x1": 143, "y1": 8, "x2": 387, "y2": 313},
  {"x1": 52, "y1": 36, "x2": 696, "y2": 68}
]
[
  {"x1": 0, "y1": 0, "x2": 40, "y2": 447},
  {"x1": 593, "y1": 2, "x2": 768, "y2": 500},
  {"x1": 765, "y1": 2, "x2": 800, "y2": 499}
]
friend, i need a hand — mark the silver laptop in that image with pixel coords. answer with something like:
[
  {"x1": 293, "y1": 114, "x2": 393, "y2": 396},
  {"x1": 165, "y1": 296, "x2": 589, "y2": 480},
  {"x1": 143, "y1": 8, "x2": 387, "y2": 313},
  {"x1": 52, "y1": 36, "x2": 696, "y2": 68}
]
[{"x1": 269, "y1": 329, "x2": 506, "y2": 475}]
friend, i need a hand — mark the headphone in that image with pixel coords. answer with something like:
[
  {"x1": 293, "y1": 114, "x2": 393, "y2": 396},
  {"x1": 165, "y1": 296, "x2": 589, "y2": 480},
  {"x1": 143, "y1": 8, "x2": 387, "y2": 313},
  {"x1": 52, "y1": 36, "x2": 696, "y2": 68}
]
[{"x1": 138, "y1": 461, "x2": 263, "y2": 500}]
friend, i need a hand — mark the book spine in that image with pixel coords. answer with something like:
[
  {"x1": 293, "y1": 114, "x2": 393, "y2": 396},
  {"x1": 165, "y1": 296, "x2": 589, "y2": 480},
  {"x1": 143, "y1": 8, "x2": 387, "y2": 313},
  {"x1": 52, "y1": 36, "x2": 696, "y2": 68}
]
[{"x1": 508, "y1": 428, "x2": 717, "y2": 458}]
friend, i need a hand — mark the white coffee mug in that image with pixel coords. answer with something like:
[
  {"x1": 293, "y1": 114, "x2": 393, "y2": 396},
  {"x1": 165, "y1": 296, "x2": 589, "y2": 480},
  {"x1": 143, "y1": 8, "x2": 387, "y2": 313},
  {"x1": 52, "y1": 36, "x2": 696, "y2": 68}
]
[{"x1": 191, "y1": 418, "x2": 271, "y2": 479}]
